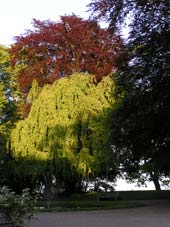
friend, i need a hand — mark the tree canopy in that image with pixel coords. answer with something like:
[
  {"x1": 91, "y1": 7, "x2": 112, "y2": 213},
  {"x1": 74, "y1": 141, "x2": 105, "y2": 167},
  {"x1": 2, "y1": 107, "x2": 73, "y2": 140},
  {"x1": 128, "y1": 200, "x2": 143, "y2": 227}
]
[
  {"x1": 10, "y1": 15, "x2": 123, "y2": 95},
  {"x1": 0, "y1": 1, "x2": 169, "y2": 193},
  {"x1": 11, "y1": 73, "x2": 116, "y2": 193},
  {"x1": 0, "y1": 45, "x2": 19, "y2": 150},
  {"x1": 0, "y1": 45, "x2": 19, "y2": 186},
  {"x1": 89, "y1": 0, "x2": 170, "y2": 190}
]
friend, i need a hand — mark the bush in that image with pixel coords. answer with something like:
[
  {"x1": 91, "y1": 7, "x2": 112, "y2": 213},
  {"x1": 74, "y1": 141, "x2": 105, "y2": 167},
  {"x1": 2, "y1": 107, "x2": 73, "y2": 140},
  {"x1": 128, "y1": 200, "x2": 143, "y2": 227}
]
[{"x1": 0, "y1": 186, "x2": 35, "y2": 227}]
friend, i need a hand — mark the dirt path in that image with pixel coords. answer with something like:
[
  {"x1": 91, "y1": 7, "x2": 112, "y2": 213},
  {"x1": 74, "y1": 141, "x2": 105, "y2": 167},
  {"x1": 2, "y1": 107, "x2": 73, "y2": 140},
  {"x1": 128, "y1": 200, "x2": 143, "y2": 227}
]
[{"x1": 29, "y1": 200, "x2": 170, "y2": 227}]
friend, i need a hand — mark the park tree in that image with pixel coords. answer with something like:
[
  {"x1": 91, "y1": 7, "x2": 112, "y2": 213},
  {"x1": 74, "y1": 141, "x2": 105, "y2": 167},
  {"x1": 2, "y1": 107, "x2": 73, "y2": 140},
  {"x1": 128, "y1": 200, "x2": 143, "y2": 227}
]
[
  {"x1": 10, "y1": 15, "x2": 123, "y2": 95},
  {"x1": 89, "y1": 0, "x2": 170, "y2": 190},
  {"x1": 0, "y1": 45, "x2": 25, "y2": 190},
  {"x1": 0, "y1": 46, "x2": 18, "y2": 185},
  {"x1": 11, "y1": 73, "x2": 116, "y2": 195},
  {"x1": 0, "y1": 82, "x2": 8, "y2": 182},
  {"x1": 0, "y1": 45, "x2": 23, "y2": 121},
  {"x1": 0, "y1": 46, "x2": 15, "y2": 124}
]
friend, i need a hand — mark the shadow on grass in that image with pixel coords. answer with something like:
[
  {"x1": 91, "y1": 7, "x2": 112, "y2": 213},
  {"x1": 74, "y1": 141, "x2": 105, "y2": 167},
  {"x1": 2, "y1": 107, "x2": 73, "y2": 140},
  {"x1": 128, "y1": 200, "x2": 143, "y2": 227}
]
[{"x1": 34, "y1": 200, "x2": 144, "y2": 212}]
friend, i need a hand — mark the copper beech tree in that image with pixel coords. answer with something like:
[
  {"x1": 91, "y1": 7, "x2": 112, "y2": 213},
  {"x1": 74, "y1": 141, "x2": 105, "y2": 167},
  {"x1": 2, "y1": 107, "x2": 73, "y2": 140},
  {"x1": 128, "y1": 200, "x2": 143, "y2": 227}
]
[{"x1": 10, "y1": 15, "x2": 124, "y2": 94}]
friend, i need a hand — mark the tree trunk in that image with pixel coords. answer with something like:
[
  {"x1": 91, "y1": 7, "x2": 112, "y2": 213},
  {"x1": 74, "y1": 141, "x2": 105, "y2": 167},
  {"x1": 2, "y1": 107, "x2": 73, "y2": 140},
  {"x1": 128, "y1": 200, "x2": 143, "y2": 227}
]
[
  {"x1": 150, "y1": 171, "x2": 161, "y2": 191},
  {"x1": 44, "y1": 174, "x2": 54, "y2": 201}
]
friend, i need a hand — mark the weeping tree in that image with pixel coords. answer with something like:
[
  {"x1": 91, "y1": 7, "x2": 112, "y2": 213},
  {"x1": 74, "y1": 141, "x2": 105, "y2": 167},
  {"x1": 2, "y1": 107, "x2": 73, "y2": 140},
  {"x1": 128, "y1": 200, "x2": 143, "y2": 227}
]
[{"x1": 11, "y1": 73, "x2": 116, "y2": 195}]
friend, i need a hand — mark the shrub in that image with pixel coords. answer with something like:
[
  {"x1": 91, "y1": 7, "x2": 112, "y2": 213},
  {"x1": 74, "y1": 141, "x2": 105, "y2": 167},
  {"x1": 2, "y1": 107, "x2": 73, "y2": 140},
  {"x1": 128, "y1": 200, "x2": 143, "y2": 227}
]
[{"x1": 0, "y1": 186, "x2": 35, "y2": 227}]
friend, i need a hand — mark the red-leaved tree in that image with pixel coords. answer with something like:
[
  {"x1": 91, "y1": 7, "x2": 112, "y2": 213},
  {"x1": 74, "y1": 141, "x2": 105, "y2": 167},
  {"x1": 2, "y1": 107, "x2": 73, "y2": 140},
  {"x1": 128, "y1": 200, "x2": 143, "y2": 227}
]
[{"x1": 10, "y1": 15, "x2": 124, "y2": 94}]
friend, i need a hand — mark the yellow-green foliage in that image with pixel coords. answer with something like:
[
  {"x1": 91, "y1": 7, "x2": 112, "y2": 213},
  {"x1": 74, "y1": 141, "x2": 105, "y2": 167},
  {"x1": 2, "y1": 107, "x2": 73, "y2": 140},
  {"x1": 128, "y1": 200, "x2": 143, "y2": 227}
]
[
  {"x1": 0, "y1": 45, "x2": 22, "y2": 101},
  {"x1": 11, "y1": 73, "x2": 115, "y2": 177},
  {"x1": 0, "y1": 82, "x2": 7, "y2": 138},
  {"x1": 26, "y1": 79, "x2": 41, "y2": 104},
  {"x1": 0, "y1": 82, "x2": 7, "y2": 111}
]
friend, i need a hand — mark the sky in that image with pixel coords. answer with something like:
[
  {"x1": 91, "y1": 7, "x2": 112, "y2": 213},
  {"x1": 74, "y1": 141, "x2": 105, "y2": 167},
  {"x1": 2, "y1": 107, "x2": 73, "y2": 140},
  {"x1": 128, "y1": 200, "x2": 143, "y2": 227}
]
[{"x1": 0, "y1": 0, "x2": 92, "y2": 46}]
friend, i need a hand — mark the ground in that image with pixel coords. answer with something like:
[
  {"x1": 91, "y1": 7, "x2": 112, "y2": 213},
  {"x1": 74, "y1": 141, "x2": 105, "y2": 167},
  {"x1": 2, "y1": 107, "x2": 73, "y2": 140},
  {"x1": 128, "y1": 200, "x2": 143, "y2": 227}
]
[{"x1": 30, "y1": 200, "x2": 170, "y2": 227}]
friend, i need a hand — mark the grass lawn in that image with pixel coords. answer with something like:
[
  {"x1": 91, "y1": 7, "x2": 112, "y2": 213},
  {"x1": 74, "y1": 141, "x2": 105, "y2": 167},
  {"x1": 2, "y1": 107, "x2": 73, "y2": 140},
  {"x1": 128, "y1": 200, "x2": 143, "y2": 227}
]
[
  {"x1": 34, "y1": 199, "x2": 143, "y2": 212},
  {"x1": 34, "y1": 190, "x2": 170, "y2": 212}
]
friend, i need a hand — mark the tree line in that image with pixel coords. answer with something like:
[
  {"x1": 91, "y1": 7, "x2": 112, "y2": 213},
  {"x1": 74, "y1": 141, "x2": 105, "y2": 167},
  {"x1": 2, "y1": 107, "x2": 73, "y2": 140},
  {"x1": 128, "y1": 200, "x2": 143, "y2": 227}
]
[{"x1": 0, "y1": 0, "x2": 169, "y2": 196}]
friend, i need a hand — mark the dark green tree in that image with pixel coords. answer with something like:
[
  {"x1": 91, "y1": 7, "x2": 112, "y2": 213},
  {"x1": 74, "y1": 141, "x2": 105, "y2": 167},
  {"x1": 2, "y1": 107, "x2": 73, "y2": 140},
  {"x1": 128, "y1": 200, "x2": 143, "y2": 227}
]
[{"x1": 89, "y1": 0, "x2": 170, "y2": 190}]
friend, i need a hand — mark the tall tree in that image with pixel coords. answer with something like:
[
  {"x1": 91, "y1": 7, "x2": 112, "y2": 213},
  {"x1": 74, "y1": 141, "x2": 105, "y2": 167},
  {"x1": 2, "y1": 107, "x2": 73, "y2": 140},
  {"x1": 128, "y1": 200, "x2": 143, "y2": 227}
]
[
  {"x1": 89, "y1": 0, "x2": 170, "y2": 190},
  {"x1": 11, "y1": 73, "x2": 116, "y2": 194},
  {"x1": 0, "y1": 45, "x2": 19, "y2": 186},
  {"x1": 10, "y1": 15, "x2": 123, "y2": 95},
  {"x1": 0, "y1": 45, "x2": 22, "y2": 121}
]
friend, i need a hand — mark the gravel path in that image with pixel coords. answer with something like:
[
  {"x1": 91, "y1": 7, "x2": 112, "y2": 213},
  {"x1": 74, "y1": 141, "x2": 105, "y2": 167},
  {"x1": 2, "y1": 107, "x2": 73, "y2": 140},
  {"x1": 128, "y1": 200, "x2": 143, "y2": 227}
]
[{"x1": 29, "y1": 200, "x2": 170, "y2": 227}]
